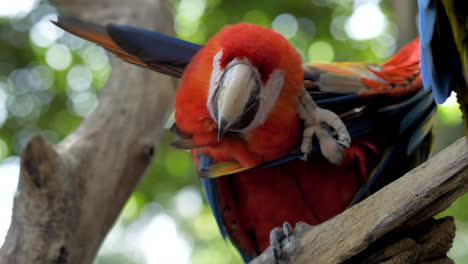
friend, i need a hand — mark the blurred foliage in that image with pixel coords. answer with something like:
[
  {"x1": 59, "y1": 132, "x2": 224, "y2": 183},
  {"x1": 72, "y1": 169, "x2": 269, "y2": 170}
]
[{"x1": 0, "y1": 0, "x2": 466, "y2": 263}]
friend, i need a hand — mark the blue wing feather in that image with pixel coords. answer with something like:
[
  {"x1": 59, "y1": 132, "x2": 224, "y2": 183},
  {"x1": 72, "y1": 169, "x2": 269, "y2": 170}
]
[
  {"x1": 107, "y1": 24, "x2": 202, "y2": 77},
  {"x1": 220, "y1": 90, "x2": 436, "y2": 174},
  {"x1": 198, "y1": 155, "x2": 253, "y2": 263},
  {"x1": 350, "y1": 90, "x2": 435, "y2": 205},
  {"x1": 399, "y1": 90, "x2": 435, "y2": 134},
  {"x1": 350, "y1": 145, "x2": 397, "y2": 206},
  {"x1": 406, "y1": 108, "x2": 436, "y2": 155},
  {"x1": 198, "y1": 155, "x2": 228, "y2": 239},
  {"x1": 418, "y1": 0, "x2": 457, "y2": 103}
]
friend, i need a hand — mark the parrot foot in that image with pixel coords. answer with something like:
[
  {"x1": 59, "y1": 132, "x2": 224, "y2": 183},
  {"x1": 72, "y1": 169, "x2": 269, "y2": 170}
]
[
  {"x1": 270, "y1": 222, "x2": 293, "y2": 264},
  {"x1": 297, "y1": 88, "x2": 351, "y2": 164},
  {"x1": 269, "y1": 221, "x2": 313, "y2": 264}
]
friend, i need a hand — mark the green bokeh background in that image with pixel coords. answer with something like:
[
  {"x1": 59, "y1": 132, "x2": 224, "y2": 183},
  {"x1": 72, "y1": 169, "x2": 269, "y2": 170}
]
[{"x1": 0, "y1": 0, "x2": 466, "y2": 263}]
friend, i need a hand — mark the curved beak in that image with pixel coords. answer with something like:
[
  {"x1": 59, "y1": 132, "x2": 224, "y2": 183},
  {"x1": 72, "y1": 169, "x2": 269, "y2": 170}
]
[{"x1": 214, "y1": 62, "x2": 261, "y2": 141}]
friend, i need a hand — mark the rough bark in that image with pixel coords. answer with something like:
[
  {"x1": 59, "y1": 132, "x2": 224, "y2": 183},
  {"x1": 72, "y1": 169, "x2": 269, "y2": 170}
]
[
  {"x1": 0, "y1": 1, "x2": 176, "y2": 263},
  {"x1": 251, "y1": 137, "x2": 468, "y2": 264}
]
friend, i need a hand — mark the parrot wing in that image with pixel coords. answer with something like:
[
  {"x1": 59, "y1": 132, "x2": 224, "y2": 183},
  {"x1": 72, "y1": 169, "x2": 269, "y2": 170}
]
[
  {"x1": 198, "y1": 89, "x2": 435, "y2": 178},
  {"x1": 198, "y1": 155, "x2": 256, "y2": 263},
  {"x1": 304, "y1": 38, "x2": 421, "y2": 97},
  {"x1": 418, "y1": 0, "x2": 468, "y2": 131},
  {"x1": 198, "y1": 38, "x2": 433, "y2": 179},
  {"x1": 53, "y1": 16, "x2": 201, "y2": 77}
]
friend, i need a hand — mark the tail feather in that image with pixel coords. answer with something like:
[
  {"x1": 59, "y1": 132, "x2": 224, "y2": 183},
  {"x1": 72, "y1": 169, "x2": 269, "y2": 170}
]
[
  {"x1": 53, "y1": 17, "x2": 151, "y2": 70},
  {"x1": 53, "y1": 16, "x2": 201, "y2": 77},
  {"x1": 382, "y1": 38, "x2": 420, "y2": 69},
  {"x1": 305, "y1": 38, "x2": 422, "y2": 97}
]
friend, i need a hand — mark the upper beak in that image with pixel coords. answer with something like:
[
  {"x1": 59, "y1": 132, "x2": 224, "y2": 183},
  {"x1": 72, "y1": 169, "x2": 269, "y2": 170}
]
[{"x1": 214, "y1": 62, "x2": 261, "y2": 141}]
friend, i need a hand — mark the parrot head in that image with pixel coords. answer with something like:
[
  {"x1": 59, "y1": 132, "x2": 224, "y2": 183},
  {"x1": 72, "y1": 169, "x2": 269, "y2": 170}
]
[
  {"x1": 206, "y1": 23, "x2": 303, "y2": 140},
  {"x1": 175, "y1": 23, "x2": 303, "y2": 157}
]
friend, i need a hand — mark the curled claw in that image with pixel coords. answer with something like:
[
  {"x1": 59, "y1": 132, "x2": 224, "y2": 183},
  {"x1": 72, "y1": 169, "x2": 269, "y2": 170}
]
[
  {"x1": 269, "y1": 222, "x2": 294, "y2": 264},
  {"x1": 282, "y1": 222, "x2": 293, "y2": 243},
  {"x1": 297, "y1": 87, "x2": 351, "y2": 164}
]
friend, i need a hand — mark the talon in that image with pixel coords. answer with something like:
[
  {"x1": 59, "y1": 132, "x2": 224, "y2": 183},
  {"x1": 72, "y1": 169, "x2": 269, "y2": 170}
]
[
  {"x1": 297, "y1": 87, "x2": 351, "y2": 164},
  {"x1": 270, "y1": 227, "x2": 283, "y2": 263},
  {"x1": 272, "y1": 248, "x2": 280, "y2": 264},
  {"x1": 283, "y1": 222, "x2": 293, "y2": 243},
  {"x1": 268, "y1": 222, "x2": 296, "y2": 263}
]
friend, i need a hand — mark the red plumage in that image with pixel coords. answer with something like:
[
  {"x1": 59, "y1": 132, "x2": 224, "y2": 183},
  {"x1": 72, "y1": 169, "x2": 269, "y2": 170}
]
[
  {"x1": 175, "y1": 24, "x2": 428, "y2": 258},
  {"x1": 51, "y1": 16, "x2": 432, "y2": 261},
  {"x1": 175, "y1": 23, "x2": 303, "y2": 165}
]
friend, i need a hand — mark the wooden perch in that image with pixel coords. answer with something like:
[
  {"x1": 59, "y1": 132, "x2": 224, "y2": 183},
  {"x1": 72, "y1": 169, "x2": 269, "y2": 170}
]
[
  {"x1": 251, "y1": 136, "x2": 468, "y2": 264},
  {"x1": 0, "y1": 0, "x2": 176, "y2": 263}
]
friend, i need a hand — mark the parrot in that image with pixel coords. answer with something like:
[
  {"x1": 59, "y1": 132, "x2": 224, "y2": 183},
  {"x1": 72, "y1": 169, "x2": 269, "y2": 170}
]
[
  {"x1": 53, "y1": 17, "x2": 436, "y2": 262},
  {"x1": 418, "y1": 0, "x2": 468, "y2": 132}
]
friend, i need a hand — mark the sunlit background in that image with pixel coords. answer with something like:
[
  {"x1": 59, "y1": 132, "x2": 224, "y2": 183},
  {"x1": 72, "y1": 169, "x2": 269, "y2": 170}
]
[{"x1": 0, "y1": 0, "x2": 467, "y2": 263}]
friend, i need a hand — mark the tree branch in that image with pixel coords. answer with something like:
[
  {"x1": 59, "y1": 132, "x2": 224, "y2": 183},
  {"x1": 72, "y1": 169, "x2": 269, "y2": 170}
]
[
  {"x1": 0, "y1": 1, "x2": 176, "y2": 263},
  {"x1": 251, "y1": 137, "x2": 468, "y2": 264}
]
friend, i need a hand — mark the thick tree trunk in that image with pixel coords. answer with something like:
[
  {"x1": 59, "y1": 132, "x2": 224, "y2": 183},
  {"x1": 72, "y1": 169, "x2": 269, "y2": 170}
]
[{"x1": 0, "y1": 1, "x2": 176, "y2": 263}]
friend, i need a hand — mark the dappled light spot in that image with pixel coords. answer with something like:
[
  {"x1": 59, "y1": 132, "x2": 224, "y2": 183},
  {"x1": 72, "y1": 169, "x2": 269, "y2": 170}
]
[
  {"x1": 0, "y1": 157, "x2": 20, "y2": 246},
  {"x1": 138, "y1": 213, "x2": 191, "y2": 264},
  {"x1": 60, "y1": 32, "x2": 86, "y2": 51},
  {"x1": 46, "y1": 44, "x2": 72, "y2": 70},
  {"x1": 298, "y1": 17, "x2": 316, "y2": 39},
  {"x1": 67, "y1": 65, "x2": 92, "y2": 92},
  {"x1": 272, "y1": 13, "x2": 298, "y2": 39},
  {"x1": 449, "y1": 221, "x2": 468, "y2": 261},
  {"x1": 0, "y1": 85, "x2": 8, "y2": 126},
  {"x1": 7, "y1": 94, "x2": 35, "y2": 118},
  {"x1": 345, "y1": 2, "x2": 386, "y2": 40},
  {"x1": 174, "y1": 186, "x2": 203, "y2": 218},
  {"x1": 178, "y1": 0, "x2": 206, "y2": 23},
  {"x1": 79, "y1": 45, "x2": 109, "y2": 71},
  {"x1": 438, "y1": 92, "x2": 462, "y2": 126},
  {"x1": 330, "y1": 15, "x2": 348, "y2": 41},
  {"x1": 0, "y1": 0, "x2": 38, "y2": 18},
  {"x1": 31, "y1": 64, "x2": 54, "y2": 90},
  {"x1": 176, "y1": 0, "x2": 206, "y2": 40},
  {"x1": 372, "y1": 33, "x2": 396, "y2": 59},
  {"x1": 10, "y1": 17, "x2": 32, "y2": 32},
  {"x1": 30, "y1": 13, "x2": 63, "y2": 47},
  {"x1": 308, "y1": 41, "x2": 334, "y2": 62},
  {"x1": 10, "y1": 68, "x2": 42, "y2": 93},
  {"x1": 68, "y1": 91, "x2": 98, "y2": 117}
]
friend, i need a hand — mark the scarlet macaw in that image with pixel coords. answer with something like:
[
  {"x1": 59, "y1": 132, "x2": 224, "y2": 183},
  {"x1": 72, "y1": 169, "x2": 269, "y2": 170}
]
[
  {"x1": 418, "y1": 0, "x2": 468, "y2": 131},
  {"x1": 54, "y1": 17, "x2": 436, "y2": 262}
]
